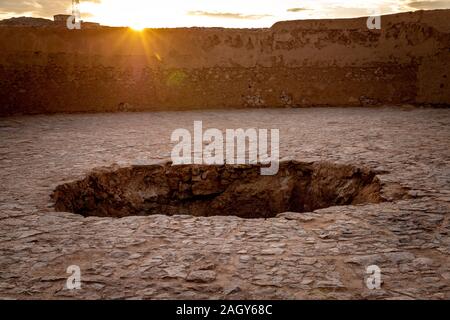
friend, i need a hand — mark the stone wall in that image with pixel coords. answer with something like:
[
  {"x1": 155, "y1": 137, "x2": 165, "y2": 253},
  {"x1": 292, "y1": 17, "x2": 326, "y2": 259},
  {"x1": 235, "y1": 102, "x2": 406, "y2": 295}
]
[{"x1": 0, "y1": 9, "x2": 449, "y2": 115}]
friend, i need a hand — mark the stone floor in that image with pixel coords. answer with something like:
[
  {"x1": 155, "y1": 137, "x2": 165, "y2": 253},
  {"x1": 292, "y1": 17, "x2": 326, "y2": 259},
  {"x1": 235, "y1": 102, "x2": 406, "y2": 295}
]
[{"x1": 0, "y1": 107, "x2": 449, "y2": 300}]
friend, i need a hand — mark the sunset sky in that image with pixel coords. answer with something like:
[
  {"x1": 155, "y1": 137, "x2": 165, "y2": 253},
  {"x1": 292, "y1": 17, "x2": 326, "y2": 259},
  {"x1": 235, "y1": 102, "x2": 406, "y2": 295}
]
[{"x1": 1, "y1": 0, "x2": 449, "y2": 28}]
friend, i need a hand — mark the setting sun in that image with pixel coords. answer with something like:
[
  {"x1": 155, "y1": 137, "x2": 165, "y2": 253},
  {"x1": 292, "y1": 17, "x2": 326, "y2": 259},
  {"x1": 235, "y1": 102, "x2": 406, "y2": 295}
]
[{"x1": 129, "y1": 23, "x2": 145, "y2": 31}]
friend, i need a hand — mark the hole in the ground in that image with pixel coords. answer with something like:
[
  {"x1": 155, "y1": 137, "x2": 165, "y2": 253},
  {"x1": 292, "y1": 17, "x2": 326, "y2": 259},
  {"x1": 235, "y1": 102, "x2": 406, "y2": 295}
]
[{"x1": 52, "y1": 161, "x2": 393, "y2": 219}]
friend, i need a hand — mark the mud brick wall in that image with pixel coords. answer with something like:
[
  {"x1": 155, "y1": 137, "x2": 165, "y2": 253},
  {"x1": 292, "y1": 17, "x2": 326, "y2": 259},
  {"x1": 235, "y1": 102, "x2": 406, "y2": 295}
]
[{"x1": 0, "y1": 10, "x2": 449, "y2": 115}]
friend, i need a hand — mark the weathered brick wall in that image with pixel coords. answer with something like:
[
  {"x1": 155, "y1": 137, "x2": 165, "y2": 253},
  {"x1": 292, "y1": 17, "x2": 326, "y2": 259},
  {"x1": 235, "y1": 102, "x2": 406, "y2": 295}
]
[{"x1": 0, "y1": 10, "x2": 449, "y2": 115}]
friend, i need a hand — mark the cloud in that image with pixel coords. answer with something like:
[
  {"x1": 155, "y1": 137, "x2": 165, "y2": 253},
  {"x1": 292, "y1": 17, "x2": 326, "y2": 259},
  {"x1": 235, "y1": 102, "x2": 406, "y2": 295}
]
[
  {"x1": 287, "y1": 7, "x2": 310, "y2": 13},
  {"x1": 407, "y1": 0, "x2": 450, "y2": 9},
  {"x1": 187, "y1": 10, "x2": 272, "y2": 20},
  {"x1": 0, "y1": 0, "x2": 67, "y2": 16},
  {"x1": 0, "y1": 0, "x2": 101, "y2": 18}
]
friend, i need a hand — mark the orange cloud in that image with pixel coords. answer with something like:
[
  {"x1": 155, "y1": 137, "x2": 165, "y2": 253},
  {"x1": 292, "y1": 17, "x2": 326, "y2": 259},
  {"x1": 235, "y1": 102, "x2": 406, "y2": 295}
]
[{"x1": 187, "y1": 10, "x2": 272, "y2": 20}]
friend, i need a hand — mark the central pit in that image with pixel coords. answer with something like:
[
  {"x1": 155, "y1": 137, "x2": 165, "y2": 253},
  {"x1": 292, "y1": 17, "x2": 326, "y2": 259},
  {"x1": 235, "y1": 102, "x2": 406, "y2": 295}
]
[{"x1": 52, "y1": 161, "x2": 389, "y2": 219}]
